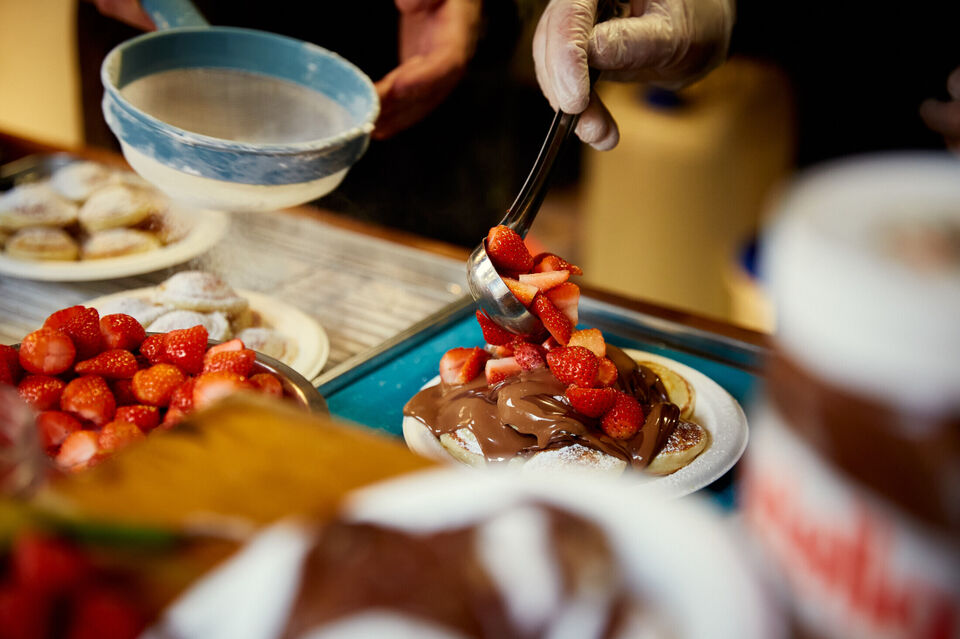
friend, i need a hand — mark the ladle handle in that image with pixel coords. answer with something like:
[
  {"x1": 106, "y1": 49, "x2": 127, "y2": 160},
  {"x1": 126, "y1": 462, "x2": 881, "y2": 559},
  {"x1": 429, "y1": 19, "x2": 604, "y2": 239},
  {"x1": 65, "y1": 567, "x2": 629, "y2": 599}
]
[{"x1": 142, "y1": 0, "x2": 209, "y2": 29}]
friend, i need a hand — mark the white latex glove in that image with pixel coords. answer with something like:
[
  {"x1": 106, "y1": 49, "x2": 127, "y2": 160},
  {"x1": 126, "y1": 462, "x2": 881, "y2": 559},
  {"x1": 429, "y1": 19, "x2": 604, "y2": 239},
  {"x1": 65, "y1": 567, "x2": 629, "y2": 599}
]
[{"x1": 533, "y1": 0, "x2": 735, "y2": 150}]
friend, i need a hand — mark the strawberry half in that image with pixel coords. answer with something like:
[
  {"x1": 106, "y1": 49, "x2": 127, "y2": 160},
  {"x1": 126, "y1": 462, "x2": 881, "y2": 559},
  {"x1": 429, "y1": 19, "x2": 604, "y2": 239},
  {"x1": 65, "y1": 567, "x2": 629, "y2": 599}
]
[
  {"x1": 192, "y1": 371, "x2": 251, "y2": 411},
  {"x1": 485, "y1": 356, "x2": 522, "y2": 385},
  {"x1": 475, "y1": 310, "x2": 515, "y2": 346},
  {"x1": 545, "y1": 282, "x2": 579, "y2": 326},
  {"x1": 565, "y1": 386, "x2": 618, "y2": 418},
  {"x1": 100, "y1": 313, "x2": 146, "y2": 351},
  {"x1": 98, "y1": 420, "x2": 146, "y2": 453},
  {"x1": 132, "y1": 364, "x2": 186, "y2": 407},
  {"x1": 204, "y1": 338, "x2": 244, "y2": 358},
  {"x1": 533, "y1": 252, "x2": 583, "y2": 276},
  {"x1": 162, "y1": 325, "x2": 208, "y2": 374},
  {"x1": 568, "y1": 328, "x2": 606, "y2": 358},
  {"x1": 138, "y1": 334, "x2": 165, "y2": 365},
  {"x1": 0, "y1": 344, "x2": 23, "y2": 384},
  {"x1": 502, "y1": 277, "x2": 538, "y2": 307},
  {"x1": 486, "y1": 225, "x2": 534, "y2": 273},
  {"x1": 531, "y1": 294, "x2": 573, "y2": 346},
  {"x1": 601, "y1": 392, "x2": 644, "y2": 439},
  {"x1": 17, "y1": 375, "x2": 66, "y2": 411},
  {"x1": 18, "y1": 328, "x2": 76, "y2": 375},
  {"x1": 439, "y1": 347, "x2": 489, "y2": 385},
  {"x1": 44, "y1": 306, "x2": 102, "y2": 359},
  {"x1": 35, "y1": 410, "x2": 83, "y2": 453},
  {"x1": 203, "y1": 349, "x2": 256, "y2": 377},
  {"x1": 546, "y1": 346, "x2": 599, "y2": 388},
  {"x1": 249, "y1": 373, "x2": 284, "y2": 397},
  {"x1": 114, "y1": 405, "x2": 161, "y2": 432},
  {"x1": 597, "y1": 357, "x2": 619, "y2": 387},
  {"x1": 517, "y1": 270, "x2": 569, "y2": 292},
  {"x1": 169, "y1": 378, "x2": 196, "y2": 413},
  {"x1": 513, "y1": 341, "x2": 546, "y2": 371},
  {"x1": 60, "y1": 375, "x2": 116, "y2": 426},
  {"x1": 111, "y1": 379, "x2": 139, "y2": 406},
  {"x1": 55, "y1": 430, "x2": 102, "y2": 471},
  {"x1": 74, "y1": 349, "x2": 139, "y2": 379}
]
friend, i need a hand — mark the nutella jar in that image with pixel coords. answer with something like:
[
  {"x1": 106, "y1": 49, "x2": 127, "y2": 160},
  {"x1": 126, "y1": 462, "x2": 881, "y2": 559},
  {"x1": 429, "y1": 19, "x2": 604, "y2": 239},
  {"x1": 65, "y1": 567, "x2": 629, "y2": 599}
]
[{"x1": 740, "y1": 154, "x2": 960, "y2": 639}]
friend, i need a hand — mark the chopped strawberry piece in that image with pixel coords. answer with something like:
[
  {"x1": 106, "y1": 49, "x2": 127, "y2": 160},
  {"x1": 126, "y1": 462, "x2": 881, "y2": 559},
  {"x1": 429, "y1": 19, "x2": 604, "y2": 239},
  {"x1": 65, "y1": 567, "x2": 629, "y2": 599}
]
[
  {"x1": 11, "y1": 532, "x2": 91, "y2": 595},
  {"x1": 18, "y1": 328, "x2": 76, "y2": 375},
  {"x1": 542, "y1": 336, "x2": 561, "y2": 351},
  {"x1": 545, "y1": 282, "x2": 580, "y2": 326},
  {"x1": 203, "y1": 349, "x2": 256, "y2": 377},
  {"x1": 485, "y1": 356, "x2": 523, "y2": 385},
  {"x1": 485, "y1": 343, "x2": 514, "y2": 358},
  {"x1": 138, "y1": 334, "x2": 165, "y2": 365},
  {"x1": 568, "y1": 328, "x2": 606, "y2": 358},
  {"x1": 60, "y1": 375, "x2": 116, "y2": 426},
  {"x1": 98, "y1": 420, "x2": 146, "y2": 453},
  {"x1": 0, "y1": 581, "x2": 50, "y2": 639},
  {"x1": 111, "y1": 379, "x2": 138, "y2": 406},
  {"x1": 131, "y1": 364, "x2": 185, "y2": 407},
  {"x1": 159, "y1": 406, "x2": 187, "y2": 429},
  {"x1": 513, "y1": 342, "x2": 546, "y2": 371},
  {"x1": 546, "y1": 346, "x2": 599, "y2": 388},
  {"x1": 162, "y1": 325, "x2": 208, "y2": 374},
  {"x1": 35, "y1": 410, "x2": 83, "y2": 454},
  {"x1": 531, "y1": 294, "x2": 573, "y2": 345},
  {"x1": 517, "y1": 270, "x2": 570, "y2": 291},
  {"x1": 486, "y1": 225, "x2": 534, "y2": 273},
  {"x1": 533, "y1": 252, "x2": 583, "y2": 276},
  {"x1": 17, "y1": 375, "x2": 66, "y2": 411},
  {"x1": 457, "y1": 347, "x2": 490, "y2": 384},
  {"x1": 44, "y1": 306, "x2": 102, "y2": 359},
  {"x1": 55, "y1": 430, "x2": 102, "y2": 471},
  {"x1": 114, "y1": 405, "x2": 161, "y2": 432},
  {"x1": 601, "y1": 392, "x2": 644, "y2": 439},
  {"x1": 192, "y1": 371, "x2": 251, "y2": 411},
  {"x1": 439, "y1": 347, "x2": 488, "y2": 385},
  {"x1": 597, "y1": 357, "x2": 619, "y2": 387},
  {"x1": 169, "y1": 378, "x2": 196, "y2": 413},
  {"x1": 204, "y1": 338, "x2": 244, "y2": 357},
  {"x1": 249, "y1": 373, "x2": 284, "y2": 397},
  {"x1": 0, "y1": 344, "x2": 23, "y2": 384},
  {"x1": 502, "y1": 277, "x2": 538, "y2": 307},
  {"x1": 475, "y1": 310, "x2": 515, "y2": 346},
  {"x1": 74, "y1": 349, "x2": 139, "y2": 379},
  {"x1": 565, "y1": 386, "x2": 618, "y2": 418},
  {"x1": 66, "y1": 586, "x2": 146, "y2": 639},
  {"x1": 99, "y1": 313, "x2": 146, "y2": 351}
]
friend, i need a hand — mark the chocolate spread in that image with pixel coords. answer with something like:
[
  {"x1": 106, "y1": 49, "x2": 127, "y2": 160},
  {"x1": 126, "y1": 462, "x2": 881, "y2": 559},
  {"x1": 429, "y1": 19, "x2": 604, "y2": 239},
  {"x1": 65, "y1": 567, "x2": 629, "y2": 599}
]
[{"x1": 403, "y1": 347, "x2": 683, "y2": 470}]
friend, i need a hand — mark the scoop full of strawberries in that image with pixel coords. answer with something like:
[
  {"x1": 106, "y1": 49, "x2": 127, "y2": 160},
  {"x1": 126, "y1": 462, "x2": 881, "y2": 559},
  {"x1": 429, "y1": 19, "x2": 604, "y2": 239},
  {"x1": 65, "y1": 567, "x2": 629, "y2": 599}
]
[
  {"x1": 0, "y1": 306, "x2": 286, "y2": 473},
  {"x1": 442, "y1": 225, "x2": 644, "y2": 441}
]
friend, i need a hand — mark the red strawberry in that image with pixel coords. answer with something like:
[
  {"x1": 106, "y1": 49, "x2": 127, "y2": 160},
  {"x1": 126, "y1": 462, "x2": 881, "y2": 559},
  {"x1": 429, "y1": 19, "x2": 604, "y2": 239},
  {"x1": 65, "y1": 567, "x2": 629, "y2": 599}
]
[
  {"x1": 475, "y1": 310, "x2": 515, "y2": 346},
  {"x1": 55, "y1": 430, "x2": 102, "y2": 471},
  {"x1": 74, "y1": 349, "x2": 138, "y2": 379},
  {"x1": 18, "y1": 328, "x2": 76, "y2": 375},
  {"x1": 114, "y1": 405, "x2": 161, "y2": 432},
  {"x1": 485, "y1": 343, "x2": 514, "y2": 358},
  {"x1": 438, "y1": 347, "x2": 489, "y2": 385},
  {"x1": 169, "y1": 378, "x2": 196, "y2": 413},
  {"x1": 531, "y1": 294, "x2": 573, "y2": 345},
  {"x1": 203, "y1": 349, "x2": 256, "y2": 377},
  {"x1": 518, "y1": 270, "x2": 569, "y2": 291},
  {"x1": 99, "y1": 313, "x2": 146, "y2": 351},
  {"x1": 545, "y1": 282, "x2": 580, "y2": 326},
  {"x1": 249, "y1": 373, "x2": 283, "y2": 397},
  {"x1": 542, "y1": 336, "x2": 561, "y2": 351},
  {"x1": 485, "y1": 356, "x2": 523, "y2": 385},
  {"x1": 131, "y1": 364, "x2": 185, "y2": 407},
  {"x1": 597, "y1": 357, "x2": 619, "y2": 387},
  {"x1": 60, "y1": 375, "x2": 116, "y2": 426},
  {"x1": 204, "y1": 338, "x2": 244, "y2": 357},
  {"x1": 17, "y1": 375, "x2": 66, "y2": 411},
  {"x1": 111, "y1": 379, "x2": 138, "y2": 406},
  {"x1": 502, "y1": 277, "x2": 538, "y2": 307},
  {"x1": 601, "y1": 392, "x2": 644, "y2": 439},
  {"x1": 565, "y1": 386, "x2": 618, "y2": 418},
  {"x1": 0, "y1": 344, "x2": 22, "y2": 384},
  {"x1": 568, "y1": 328, "x2": 606, "y2": 358},
  {"x1": 44, "y1": 306, "x2": 102, "y2": 359},
  {"x1": 67, "y1": 587, "x2": 145, "y2": 639},
  {"x1": 12, "y1": 532, "x2": 91, "y2": 595},
  {"x1": 546, "y1": 346, "x2": 599, "y2": 388},
  {"x1": 192, "y1": 371, "x2": 250, "y2": 411},
  {"x1": 98, "y1": 420, "x2": 145, "y2": 453},
  {"x1": 35, "y1": 411, "x2": 83, "y2": 453},
  {"x1": 513, "y1": 342, "x2": 546, "y2": 371},
  {"x1": 486, "y1": 225, "x2": 534, "y2": 273},
  {"x1": 139, "y1": 334, "x2": 165, "y2": 365},
  {"x1": 162, "y1": 325, "x2": 208, "y2": 374},
  {"x1": 457, "y1": 347, "x2": 489, "y2": 384},
  {"x1": 533, "y1": 252, "x2": 583, "y2": 276},
  {"x1": 0, "y1": 582, "x2": 50, "y2": 639},
  {"x1": 159, "y1": 406, "x2": 187, "y2": 429}
]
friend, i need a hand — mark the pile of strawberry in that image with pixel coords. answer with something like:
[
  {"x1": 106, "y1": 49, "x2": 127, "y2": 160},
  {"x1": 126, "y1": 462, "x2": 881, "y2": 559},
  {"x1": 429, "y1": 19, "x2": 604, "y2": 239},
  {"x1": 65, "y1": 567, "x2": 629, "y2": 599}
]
[
  {"x1": 438, "y1": 226, "x2": 645, "y2": 440},
  {"x1": 0, "y1": 305, "x2": 285, "y2": 472}
]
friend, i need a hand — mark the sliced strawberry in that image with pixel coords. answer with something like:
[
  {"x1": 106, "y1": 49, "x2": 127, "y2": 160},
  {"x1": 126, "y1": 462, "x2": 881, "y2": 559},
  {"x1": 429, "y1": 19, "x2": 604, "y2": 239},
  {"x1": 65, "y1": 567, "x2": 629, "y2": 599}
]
[
  {"x1": 457, "y1": 347, "x2": 489, "y2": 384},
  {"x1": 35, "y1": 411, "x2": 83, "y2": 454},
  {"x1": 74, "y1": 349, "x2": 138, "y2": 379},
  {"x1": 485, "y1": 356, "x2": 523, "y2": 385},
  {"x1": 55, "y1": 430, "x2": 102, "y2": 471},
  {"x1": 169, "y1": 378, "x2": 196, "y2": 413},
  {"x1": 517, "y1": 270, "x2": 569, "y2": 292},
  {"x1": 17, "y1": 375, "x2": 66, "y2": 411},
  {"x1": 131, "y1": 364, "x2": 185, "y2": 407},
  {"x1": 439, "y1": 347, "x2": 475, "y2": 385},
  {"x1": 12, "y1": 532, "x2": 91, "y2": 595},
  {"x1": 542, "y1": 336, "x2": 561, "y2": 352},
  {"x1": 18, "y1": 328, "x2": 76, "y2": 375},
  {"x1": 138, "y1": 334, "x2": 165, "y2": 365},
  {"x1": 66, "y1": 586, "x2": 145, "y2": 639},
  {"x1": 204, "y1": 338, "x2": 244, "y2": 358},
  {"x1": 162, "y1": 325, "x2": 208, "y2": 374},
  {"x1": 99, "y1": 313, "x2": 146, "y2": 351},
  {"x1": 60, "y1": 375, "x2": 116, "y2": 426},
  {"x1": 545, "y1": 282, "x2": 580, "y2": 326},
  {"x1": 114, "y1": 405, "x2": 160, "y2": 432},
  {"x1": 568, "y1": 328, "x2": 606, "y2": 358},
  {"x1": 98, "y1": 420, "x2": 145, "y2": 453},
  {"x1": 546, "y1": 346, "x2": 599, "y2": 388},
  {"x1": 202, "y1": 349, "x2": 256, "y2": 377},
  {"x1": 0, "y1": 344, "x2": 23, "y2": 384},
  {"x1": 44, "y1": 306, "x2": 102, "y2": 359},
  {"x1": 513, "y1": 342, "x2": 546, "y2": 371},
  {"x1": 0, "y1": 581, "x2": 50, "y2": 639},
  {"x1": 159, "y1": 406, "x2": 187, "y2": 429},
  {"x1": 502, "y1": 277, "x2": 538, "y2": 307},
  {"x1": 111, "y1": 379, "x2": 138, "y2": 406},
  {"x1": 485, "y1": 343, "x2": 514, "y2": 358},
  {"x1": 531, "y1": 294, "x2": 573, "y2": 345},
  {"x1": 475, "y1": 310, "x2": 515, "y2": 346},
  {"x1": 249, "y1": 373, "x2": 283, "y2": 398},
  {"x1": 486, "y1": 225, "x2": 534, "y2": 273},
  {"x1": 597, "y1": 357, "x2": 619, "y2": 387},
  {"x1": 601, "y1": 392, "x2": 644, "y2": 439},
  {"x1": 565, "y1": 386, "x2": 618, "y2": 418},
  {"x1": 533, "y1": 252, "x2": 583, "y2": 276},
  {"x1": 192, "y1": 371, "x2": 250, "y2": 411}
]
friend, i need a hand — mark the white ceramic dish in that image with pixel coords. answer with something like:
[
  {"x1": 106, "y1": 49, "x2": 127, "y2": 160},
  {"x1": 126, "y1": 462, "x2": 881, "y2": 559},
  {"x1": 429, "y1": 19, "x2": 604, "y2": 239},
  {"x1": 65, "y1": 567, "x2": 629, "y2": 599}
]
[
  {"x1": 0, "y1": 206, "x2": 228, "y2": 281},
  {"x1": 402, "y1": 349, "x2": 748, "y2": 499},
  {"x1": 84, "y1": 287, "x2": 329, "y2": 381}
]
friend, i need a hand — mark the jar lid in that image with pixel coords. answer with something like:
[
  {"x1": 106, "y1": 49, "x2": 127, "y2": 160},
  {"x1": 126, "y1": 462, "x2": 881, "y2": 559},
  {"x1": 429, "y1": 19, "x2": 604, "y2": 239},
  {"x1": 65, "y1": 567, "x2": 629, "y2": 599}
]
[{"x1": 761, "y1": 153, "x2": 960, "y2": 415}]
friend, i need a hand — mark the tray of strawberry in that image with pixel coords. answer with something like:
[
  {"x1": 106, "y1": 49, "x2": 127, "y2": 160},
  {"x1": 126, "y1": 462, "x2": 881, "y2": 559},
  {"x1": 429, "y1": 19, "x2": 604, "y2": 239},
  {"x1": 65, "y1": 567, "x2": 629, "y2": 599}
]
[{"x1": 1, "y1": 305, "x2": 325, "y2": 475}]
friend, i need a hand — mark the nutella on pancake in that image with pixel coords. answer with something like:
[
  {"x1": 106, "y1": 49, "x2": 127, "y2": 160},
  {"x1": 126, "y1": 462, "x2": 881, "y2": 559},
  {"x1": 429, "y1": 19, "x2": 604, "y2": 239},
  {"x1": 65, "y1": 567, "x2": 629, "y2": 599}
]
[{"x1": 740, "y1": 154, "x2": 960, "y2": 639}]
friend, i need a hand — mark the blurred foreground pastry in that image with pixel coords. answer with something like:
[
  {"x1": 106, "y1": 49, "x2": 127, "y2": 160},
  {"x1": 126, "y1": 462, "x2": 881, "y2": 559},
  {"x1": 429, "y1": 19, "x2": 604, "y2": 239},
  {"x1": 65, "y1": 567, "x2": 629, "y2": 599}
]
[
  {"x1": 0, "y1": 183, "x2": 78, "y2": 230},
  {"x1": 4, "y1": 227, "x2": 80, "y2": 261}
]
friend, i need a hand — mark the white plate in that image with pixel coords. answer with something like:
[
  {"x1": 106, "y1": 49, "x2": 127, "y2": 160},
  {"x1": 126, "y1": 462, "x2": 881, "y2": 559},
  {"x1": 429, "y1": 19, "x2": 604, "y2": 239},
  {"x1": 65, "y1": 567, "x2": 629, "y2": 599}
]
[
  {"x1": 0, "y1": 206, "x2": 229, "y2": 281},
  {"x1": 84, "y1": 287, "x2": 329, "y2": 381},
  {"x1": 402, "y1": 349, "x2": 748, "y2": 499}
]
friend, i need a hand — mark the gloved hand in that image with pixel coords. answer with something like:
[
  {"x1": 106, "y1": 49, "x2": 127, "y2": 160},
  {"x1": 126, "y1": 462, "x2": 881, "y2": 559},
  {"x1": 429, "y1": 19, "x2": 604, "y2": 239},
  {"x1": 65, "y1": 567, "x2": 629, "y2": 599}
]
[
  {"x1": 533, "y1": 0, "x2": 735, "y2": 150},
  {"x1": 920, "y1": 66, "x2": 960, "y2": 153}
]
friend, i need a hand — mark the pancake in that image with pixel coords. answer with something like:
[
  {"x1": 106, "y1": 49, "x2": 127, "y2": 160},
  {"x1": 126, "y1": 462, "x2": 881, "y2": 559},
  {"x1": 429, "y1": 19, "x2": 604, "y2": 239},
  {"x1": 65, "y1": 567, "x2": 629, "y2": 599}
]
[
  {"x1": 49, "y1": 161, "x2": 117, "y2": 201},
  {"x1": 0, "y1": 183, "x2": 78, "y2": 230},
  {"x1": 81, "y1": 228, "x2": 161, "y2": 259},
  {"x1": 235, "y1": 327, "x2": 292, "y2": 362},
  {"x1": 4, "y1": 227, "x2": 79, "y2": 261},
  {"x1": 78, "y1": 183, "x2": 164, "y2": 233},
  {"x1": 154, "y1": 271, "x2": 249, "y2": 315}
]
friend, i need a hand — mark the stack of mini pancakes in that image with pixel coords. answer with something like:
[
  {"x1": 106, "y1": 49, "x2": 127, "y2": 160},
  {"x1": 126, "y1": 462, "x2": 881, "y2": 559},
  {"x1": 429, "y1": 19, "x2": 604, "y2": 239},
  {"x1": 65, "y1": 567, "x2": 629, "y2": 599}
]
[{"x1": 0, "y1": 160, "x2": 186, "y2": 261}]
